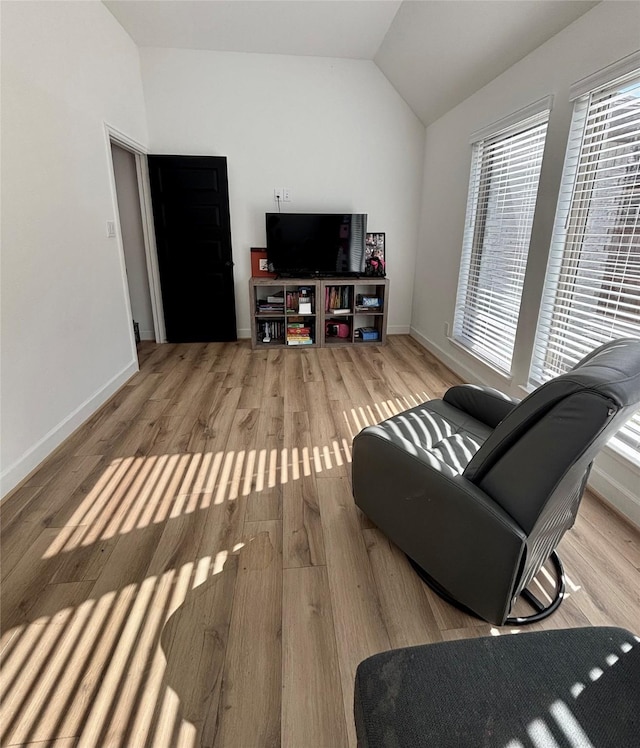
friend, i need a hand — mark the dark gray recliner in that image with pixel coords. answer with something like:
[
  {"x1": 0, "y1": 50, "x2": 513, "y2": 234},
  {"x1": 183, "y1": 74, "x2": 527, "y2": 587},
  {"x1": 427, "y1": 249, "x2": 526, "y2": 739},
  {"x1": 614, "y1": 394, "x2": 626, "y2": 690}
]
[{"x1": 352, "y1": 338, "x2": 640, "y2": 626}]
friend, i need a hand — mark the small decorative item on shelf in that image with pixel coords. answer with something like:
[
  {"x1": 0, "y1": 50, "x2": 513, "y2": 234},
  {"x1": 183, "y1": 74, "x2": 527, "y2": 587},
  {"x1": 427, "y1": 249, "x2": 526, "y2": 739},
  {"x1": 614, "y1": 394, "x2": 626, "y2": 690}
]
[
  {"x1": 250, "y1": 247, "x2": 276, "y2": 278},
  {"x1": 262, "y1": 322, "x2": 271, "y2": 343},
  {"x1": 365, "y1": 233, "x2": 386, "y2": 277},
  {"x1": 356, "y1": 294, "x2": 382, "y2": 309},
  {"x1": 356, "y1": 326, "x2": 380, "y2": 341},
  {"x1": 298, "y1": 286, "x2": 312, "y2": 314},
  {"x1": 326, "y1": 321, "x2": 350, "y2": 338}
]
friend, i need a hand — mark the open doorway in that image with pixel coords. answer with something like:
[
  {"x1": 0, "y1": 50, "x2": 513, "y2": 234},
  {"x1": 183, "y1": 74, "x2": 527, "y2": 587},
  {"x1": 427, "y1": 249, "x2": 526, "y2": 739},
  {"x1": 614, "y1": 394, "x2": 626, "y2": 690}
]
[
  {"x1": 111, "y1": 142, "x2": 155, "y2": 353},
  {"x1": 106, "y1": 125, "x2": 166, "y2": 364}
]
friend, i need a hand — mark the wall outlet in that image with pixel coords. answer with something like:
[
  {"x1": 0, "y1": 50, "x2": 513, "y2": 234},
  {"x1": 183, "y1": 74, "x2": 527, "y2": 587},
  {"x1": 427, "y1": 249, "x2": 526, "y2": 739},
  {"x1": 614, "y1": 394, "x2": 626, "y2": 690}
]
[
  {"x1": 283, "y1": 188, "x2": 291, "y2": 202},
  {"x1": 106, "y1": 220, "x2": 116, "y2": 238},
  {"x1": 274, "y1": 188, "x2": 282, "y2": 201}
]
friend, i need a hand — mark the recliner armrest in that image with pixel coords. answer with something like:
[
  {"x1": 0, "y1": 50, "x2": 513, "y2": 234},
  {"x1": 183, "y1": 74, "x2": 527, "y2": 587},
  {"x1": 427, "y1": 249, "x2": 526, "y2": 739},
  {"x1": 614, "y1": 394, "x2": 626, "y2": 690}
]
[{"x1": 444, "y1": 384, "x2": 520, "y2": 428}]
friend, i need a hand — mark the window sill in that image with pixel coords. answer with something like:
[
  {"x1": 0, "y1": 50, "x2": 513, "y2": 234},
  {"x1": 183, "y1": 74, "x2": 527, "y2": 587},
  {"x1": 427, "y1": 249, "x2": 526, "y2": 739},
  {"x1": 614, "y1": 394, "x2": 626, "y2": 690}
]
[
  {"x1": 604, "y1": 436, "x2": 640, "y2": 471},
  {"x1": 447, "y1": 336, "x2": 514, "y2": 383}
]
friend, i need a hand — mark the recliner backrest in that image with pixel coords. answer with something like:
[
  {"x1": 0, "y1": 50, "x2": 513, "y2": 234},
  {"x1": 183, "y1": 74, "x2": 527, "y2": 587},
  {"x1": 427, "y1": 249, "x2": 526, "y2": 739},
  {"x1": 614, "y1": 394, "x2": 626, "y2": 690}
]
[{"x1": 463, "y1": 339, "x2": 640, "y2": 533}]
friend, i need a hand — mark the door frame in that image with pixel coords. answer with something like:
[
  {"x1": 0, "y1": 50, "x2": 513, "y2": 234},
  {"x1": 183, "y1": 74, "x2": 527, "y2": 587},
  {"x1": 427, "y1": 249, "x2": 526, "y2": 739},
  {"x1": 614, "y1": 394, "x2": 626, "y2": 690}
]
[{"x1": 104, "y1": 122, "x2": 167, "y2": 346}]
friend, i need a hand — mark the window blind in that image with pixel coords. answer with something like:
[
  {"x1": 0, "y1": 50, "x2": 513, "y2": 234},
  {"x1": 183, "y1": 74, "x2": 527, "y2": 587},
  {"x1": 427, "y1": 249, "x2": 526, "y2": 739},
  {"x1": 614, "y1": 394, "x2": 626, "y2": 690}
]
[
  {"x1": 530, "y1": 70, "x2": 640, "y2": 452},
  {"x1": 453, "y1": 111, "x2": 549, "y2": 372}
]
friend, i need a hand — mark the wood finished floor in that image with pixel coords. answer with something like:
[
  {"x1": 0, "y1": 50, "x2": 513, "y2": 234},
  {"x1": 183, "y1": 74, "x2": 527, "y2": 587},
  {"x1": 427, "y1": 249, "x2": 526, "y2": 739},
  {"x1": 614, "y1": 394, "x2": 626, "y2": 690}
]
[{"x1": 1, "y1": 335, "x2": 640, "y2": 747}]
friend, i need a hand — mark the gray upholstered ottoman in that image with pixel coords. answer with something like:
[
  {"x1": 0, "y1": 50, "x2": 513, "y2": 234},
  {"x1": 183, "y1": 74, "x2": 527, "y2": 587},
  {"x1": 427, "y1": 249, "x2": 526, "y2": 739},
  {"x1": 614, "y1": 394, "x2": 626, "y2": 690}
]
[{"x1": 354, "y1": 627, "x2": 640, "y2": 747}]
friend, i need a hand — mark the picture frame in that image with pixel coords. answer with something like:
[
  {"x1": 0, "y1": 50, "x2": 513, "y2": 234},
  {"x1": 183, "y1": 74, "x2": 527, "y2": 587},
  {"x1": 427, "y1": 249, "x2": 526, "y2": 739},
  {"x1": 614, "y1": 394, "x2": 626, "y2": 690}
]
[
  {"x1": 250, "y1": 247, "x2": 276, "y2": 278},
  {"x1": 365, "y1": 232, "x2": 386, "y2": 277}
]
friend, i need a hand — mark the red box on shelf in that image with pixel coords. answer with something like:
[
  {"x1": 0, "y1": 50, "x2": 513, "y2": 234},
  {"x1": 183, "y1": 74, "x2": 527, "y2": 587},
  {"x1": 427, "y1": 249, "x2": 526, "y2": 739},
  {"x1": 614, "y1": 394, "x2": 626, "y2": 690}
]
[{"x1": 251, "y1": 247, "x2": 276, "y2": 278}]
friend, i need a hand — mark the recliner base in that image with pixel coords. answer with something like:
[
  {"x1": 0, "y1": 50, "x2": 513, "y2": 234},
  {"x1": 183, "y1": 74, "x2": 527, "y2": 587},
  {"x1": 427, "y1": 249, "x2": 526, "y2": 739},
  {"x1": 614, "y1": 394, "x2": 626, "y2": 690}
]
[{"x1": 407, "y1": 551, "x2": 565, "y2": 627}]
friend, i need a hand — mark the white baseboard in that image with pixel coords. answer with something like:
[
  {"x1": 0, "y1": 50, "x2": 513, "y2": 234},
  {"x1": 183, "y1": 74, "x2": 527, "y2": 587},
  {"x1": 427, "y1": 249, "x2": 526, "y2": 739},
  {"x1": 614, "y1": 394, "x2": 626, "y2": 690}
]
[
  {"x1": 238, "y1": 328, "x2": 251, "y2": 340},
  {"x1": 388, "y1": 324, "x2": 410, "y2": 335},
  {"x1": 590, "y1": 462, "x2": 640, "y2": 528},
  {"x1": 0, "y1": 359, "x2": 139, "y2": 499},
  {"x1": 409, "y1": 326, "x2": 640, "y2": 529},
  {"x1": 409, "y1": 326, "x2": 485, "y2": 385},
  {"x1": 140, "y1": 330, "x2": 155, "y2": 341}
]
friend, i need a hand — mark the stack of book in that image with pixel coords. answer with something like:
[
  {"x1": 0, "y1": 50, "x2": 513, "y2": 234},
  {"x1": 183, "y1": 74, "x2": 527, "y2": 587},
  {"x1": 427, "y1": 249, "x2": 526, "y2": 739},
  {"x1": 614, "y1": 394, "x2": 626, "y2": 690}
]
[
  {"x1": 287, "y1": 318, "x2": 313, "y2": 346},
  {"x1": 258, "y1": 291, "x2": 284, "y2": 313}
]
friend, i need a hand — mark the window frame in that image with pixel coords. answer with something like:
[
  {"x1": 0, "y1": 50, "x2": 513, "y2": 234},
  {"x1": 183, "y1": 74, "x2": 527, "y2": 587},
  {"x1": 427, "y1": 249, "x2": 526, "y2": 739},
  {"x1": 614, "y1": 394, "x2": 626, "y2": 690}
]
[
  {"x1": 453, "y1": 102, "x2": 551, "y2": 374},
  {"x1": 529, "y1": 68, "x2": 640, "y2": 455}
]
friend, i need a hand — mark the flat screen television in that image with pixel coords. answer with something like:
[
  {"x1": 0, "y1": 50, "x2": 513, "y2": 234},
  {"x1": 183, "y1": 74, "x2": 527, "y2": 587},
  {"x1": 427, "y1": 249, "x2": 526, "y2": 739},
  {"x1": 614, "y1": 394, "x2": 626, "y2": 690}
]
[{"x1": 265, "y1": 213, "x2": 367, "y2": 277}]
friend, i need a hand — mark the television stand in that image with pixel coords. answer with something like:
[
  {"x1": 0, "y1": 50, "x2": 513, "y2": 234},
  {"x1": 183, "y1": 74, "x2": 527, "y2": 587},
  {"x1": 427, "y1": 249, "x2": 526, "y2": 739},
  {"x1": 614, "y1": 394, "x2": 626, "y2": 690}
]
[{"x1": 249, "y1": 276, "x2": 389, "y2": 349}]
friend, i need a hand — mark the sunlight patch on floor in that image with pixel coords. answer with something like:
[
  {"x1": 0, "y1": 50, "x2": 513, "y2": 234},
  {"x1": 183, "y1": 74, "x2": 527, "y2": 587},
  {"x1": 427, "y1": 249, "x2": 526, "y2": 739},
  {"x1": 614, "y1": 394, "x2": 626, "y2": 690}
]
[{"x1": 0, "y1": 546, "x2": 244, "y2": 747}]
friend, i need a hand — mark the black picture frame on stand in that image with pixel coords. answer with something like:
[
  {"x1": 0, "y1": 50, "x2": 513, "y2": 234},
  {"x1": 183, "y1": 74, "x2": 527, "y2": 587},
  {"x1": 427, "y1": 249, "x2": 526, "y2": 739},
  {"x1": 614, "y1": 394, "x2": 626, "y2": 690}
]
[{"x1": 365, "y1": 232, "x2": 386, "y2": 277}]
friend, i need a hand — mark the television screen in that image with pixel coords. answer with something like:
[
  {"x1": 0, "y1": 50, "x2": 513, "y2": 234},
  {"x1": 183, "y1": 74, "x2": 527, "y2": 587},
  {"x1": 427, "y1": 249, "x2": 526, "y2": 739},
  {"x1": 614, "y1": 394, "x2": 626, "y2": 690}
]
[{"x1": 265, "y1": 213, "x2": 367, "y2": 277}]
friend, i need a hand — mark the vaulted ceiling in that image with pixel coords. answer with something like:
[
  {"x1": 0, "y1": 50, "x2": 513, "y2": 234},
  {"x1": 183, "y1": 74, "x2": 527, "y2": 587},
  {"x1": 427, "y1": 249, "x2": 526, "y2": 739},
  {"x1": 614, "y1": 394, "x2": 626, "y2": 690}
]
[{"x1": 104, "y1": 0, "x2": 600, "y2": 125}]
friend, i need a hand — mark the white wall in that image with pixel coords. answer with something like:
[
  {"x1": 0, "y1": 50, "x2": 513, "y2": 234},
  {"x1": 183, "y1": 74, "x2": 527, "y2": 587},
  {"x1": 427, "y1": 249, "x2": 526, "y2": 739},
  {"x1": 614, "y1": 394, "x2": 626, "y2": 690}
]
[
  {"x1": 0, "y1": 1, "x2": 148, "y2": 495},
  {"x1": 139, "y1": 48, "x2": 425, "y2": 338},
  {"x1": 411, "y1": 1, "x2": 640, "y2": 524},
  {"x1": 111, "y1": 144, "x2": 155, "y2": 341}
]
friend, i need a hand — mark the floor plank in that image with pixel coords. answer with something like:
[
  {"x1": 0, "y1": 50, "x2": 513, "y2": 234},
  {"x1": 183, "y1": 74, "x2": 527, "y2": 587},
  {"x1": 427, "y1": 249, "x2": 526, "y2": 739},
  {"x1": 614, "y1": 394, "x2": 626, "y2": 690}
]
[
  {"x1": 315, "y1": 347, "x2": 350, "y2": 401},
  {"x1": 246, "y1": 398, "x2": 283, "y2": 522},
  {"x1": 282, "y1": 565, "x2": 348, "y2": 748},
  {"x1": 161, "y1": 554, "x2": 239, "y2": 746},
  {"x1": 214, "y1": 520, "x2": 282, "y2": 748},
  {"x1": 282, "y1": 411, "x2": 325, "y2": 568},
  {"x1": 363, "y1": 528, "x2": 443, "y2": 648},
  {"x1": 316, "y1": 476, "x2": 391, "y2": 747}
]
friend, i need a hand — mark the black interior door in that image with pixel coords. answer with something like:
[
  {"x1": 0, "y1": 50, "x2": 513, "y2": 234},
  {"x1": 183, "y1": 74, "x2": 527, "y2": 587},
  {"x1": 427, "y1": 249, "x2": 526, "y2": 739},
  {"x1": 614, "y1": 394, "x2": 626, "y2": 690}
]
[{"x1": 148, "y1": 155, "x2": 237, "y2": 342}]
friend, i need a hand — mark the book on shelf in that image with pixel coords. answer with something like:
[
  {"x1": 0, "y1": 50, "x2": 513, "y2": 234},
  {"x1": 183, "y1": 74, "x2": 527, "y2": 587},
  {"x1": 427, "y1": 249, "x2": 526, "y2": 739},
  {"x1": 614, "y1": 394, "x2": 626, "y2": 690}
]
[
  {"x1": 287, "y1": 338, "x2": 313, "y2": 345},
  {"x1": 286, "y1": 290, "x2": 315, "y2": 314},
  {"x1": 259, "y1": 320, "x2": 285, "y2": 343},
  {"x1": 325, "y1": 285, "x2": 352, "y2": 313}
]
